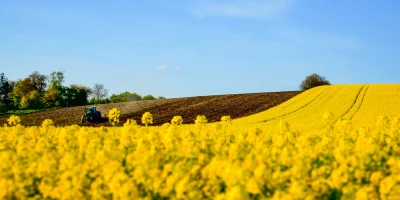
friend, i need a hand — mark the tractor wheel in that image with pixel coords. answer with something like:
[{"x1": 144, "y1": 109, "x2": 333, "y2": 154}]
[{"x1": 81, "y1": 116, "x2": 86, "y2": 123}]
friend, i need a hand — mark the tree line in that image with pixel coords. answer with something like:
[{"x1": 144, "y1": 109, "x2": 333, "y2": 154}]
[
  {"x1": 0, "y1": 71, "x2": 330, "y2": 113},
  {"x1": 0, "y1": 71, "x2": 166, "y2": 113},
  {"x1": 109, "y1": 92, "x2": 165, "y2": 103}
]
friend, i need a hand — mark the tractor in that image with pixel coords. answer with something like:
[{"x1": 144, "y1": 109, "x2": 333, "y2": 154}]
[{"x1": 81, "y1": 106, "x2": 107, "y2": 123}]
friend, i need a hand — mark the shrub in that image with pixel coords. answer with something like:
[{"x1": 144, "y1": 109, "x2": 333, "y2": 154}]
[
  {"x1": 300, "y1": 73, "x2": 331, "y2": 91},
  {"x1": 142, "y1": 95, "x2": 155, "y2": 100}
]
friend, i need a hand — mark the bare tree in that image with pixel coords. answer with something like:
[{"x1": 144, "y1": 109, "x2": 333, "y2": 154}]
[
  {"x1": 29, "y1": 71, "x2": 48, "y2": 93},
  {"x1": 92, "y1": 83, "x2": 108, "y2": 104}
]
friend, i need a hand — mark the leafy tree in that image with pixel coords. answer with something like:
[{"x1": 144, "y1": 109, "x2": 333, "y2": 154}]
[
  {"x1": 12, "y1": 78, "x2": 36, "y2": 108},
  {"x1": 109, "y1": 94, "x2": 122, "y2": 103},
  {"x1": 110, "y1": 92, "x2": 142, "y2": 103},
  {"x1": 92, "y1": 83, "x2": 108, "y2": 104},
  {"x1": 13, "y1": 78, "x2": 35, "y2": 97},
  {"x1": 0, "y1": 73, "x2": 13, "y2": 104},
  {"x1": 110, "y1": 92, "x2": 165, "y2": 102},
  {"x1": 125, "y1": 92, "x2": 142, "y2": 101},
  {"x1": 20, "y1": 90, "x2": 42, "y2": 109},
  {"x1": 44, "y1": 71, "x2": 65, "y2": 107},
  {"x1": 142, "y1": 95, "x2": 155, "y2": 100},
  {"x1": 11, "y1": 71, "x2": 47, "y2": 109},
  {"x1": 42, "y1": 89, "x2": 61, "y2": 107},
  {"x1": 65, "y1": 84, "x2": 92, "y2": 106},
  {"x1": 48, "y1": 71, "x2": 64, "y2": 91},
  {"x1": 300, "y1": 73, "x2": 331, "y2": 91},
  {"x1": 89, "y1": 97, "x2": 109, "y2": 105},
  {"x1": 0, "y1": 102, "x2": 7, "y2": 113}
]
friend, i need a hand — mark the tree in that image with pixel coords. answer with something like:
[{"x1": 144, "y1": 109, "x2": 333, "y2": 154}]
[
  {"x1": 0, "y1": 73, "x2": 13, "y2": 104},
  {"x1": 44, "y1": 71, "x2": 65, "y2": 107},
  {"x1": 0, "y1": 101, "x2": 7, "y2": 113},
  {"x1": 11, "y1": 71, "x2": 47, "y2": 109},
  {"x1": 110, "y1": 91, "x2": 142, "y2": 103},
  {"x1": 109, "y1": 94, "x2": 122, "y2": 103},
  {"x1": 300, "y1": 73, "x2": 331, "y2": 91},
  {"x1": 92, "y1": 83, "x2": 108, "y2": 104},
  {"x1": 42, "y1": 89, "x2": 60, "y2": 107},
  {"x1": 142, "y1": 94, "x2": 155, "y2": 100},
  {"x1": 24, "y1": 90, "x2": 42, "y2": 109},
  {"x1": 65, "y1": 84, "x2": 92, "y2": 106},
  {"x1": 12, "y1": 78, "x2": 36, "y2": 108},
  {"x1": 48, "y1": 71, "x2": 65, "y2": 91},
  {"x1": 28, "y1": 71, "x2": 47, "y2": 93},
  {"x1": 125, "y1": 92, "x2": 141, "y2": 101}
]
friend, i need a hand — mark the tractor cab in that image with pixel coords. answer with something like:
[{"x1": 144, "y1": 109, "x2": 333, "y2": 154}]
[
  {"x1": 85, "y1": 106, "x2": 97, "y2": 116},
  {"x1": 81, "y1": 106, "x2": 103, "y2": 123}
]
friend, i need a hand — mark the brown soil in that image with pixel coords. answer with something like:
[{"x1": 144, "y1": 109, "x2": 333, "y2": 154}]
[{"x1": 0, "y1": 91, "x2": 301, "y2": 127}]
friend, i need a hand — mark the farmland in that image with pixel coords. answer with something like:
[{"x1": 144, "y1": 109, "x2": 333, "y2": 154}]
[
  {"x1": 235, "y1": 84, "x2": 400, "y2": 132},
  {"x1": 0, "y1": 91, "x2": 301, "y2": 127},
  {"x1": 1, "y1": 84, "x2": 400, "y2": 199}
]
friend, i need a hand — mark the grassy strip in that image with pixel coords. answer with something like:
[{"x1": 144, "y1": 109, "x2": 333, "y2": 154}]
[{"x1": 0, "y1": 106, "x2": 62, "y2": 117}]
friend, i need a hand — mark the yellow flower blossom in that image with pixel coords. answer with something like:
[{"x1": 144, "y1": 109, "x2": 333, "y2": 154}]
[
  {"x1": 42, "y1": 119, "x2": 54, "y2": 127},
  {"x1": 195, "y1": 115, "x2": 207, "y2": 125},
  {"x1": 108, "y1": 108, "x2": 121, "y2": 126},
  {"x1": 141, "y1": 112, "x2": 153, "y2": 125},
  {"x1": 0, "y1": 109, "x2": 399, "y2": 198},
  {"x1": 7, "y1": 115, "x2": 21, "y2": 126},
  {"x1": 171, "y1": 116, "x2": 183, "y2": 125}
]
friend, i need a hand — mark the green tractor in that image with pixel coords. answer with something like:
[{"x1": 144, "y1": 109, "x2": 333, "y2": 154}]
[{"x1": 81, "y1": 106, "x2": 107, "y2": 123}]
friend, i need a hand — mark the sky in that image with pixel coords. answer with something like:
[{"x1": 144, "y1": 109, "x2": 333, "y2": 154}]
[{"x1": 1, "y1": 0, "x2": 400, "y2": 98}]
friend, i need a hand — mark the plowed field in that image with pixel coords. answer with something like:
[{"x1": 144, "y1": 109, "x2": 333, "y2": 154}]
[{"x1": 0, "y1": 91, "x2": 301, "y2": 127}]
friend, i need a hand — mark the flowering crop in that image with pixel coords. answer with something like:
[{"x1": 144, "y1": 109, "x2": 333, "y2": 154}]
[
  {"x1": 1, "y1": 113, "x2": 400, "y2": 199},
  {"x1": 108, "y1": 108, "x2": 121, "y2": 126},
  {"x1": 41, "y1": 119, "x2": 54, "y2": 127},
  {"x1": 235, "y1": 84, "x2": 400, "y2": 133},
  {"x1": 1, "y1": 84, "x2": 400, "y2": 199},
  {"x1": 6, "y1": 115, "x2": 21, "y2": 126},
  {"x1": 142, "y1": 112, "x2": 153, "y2": 126},
  {"x1": 195, "y1": 115, "x2": 208, "y2": 125},
  {"x1": 171, "y1": 116, "x2": 183, "y2": 125},
  {"x1": 351, "y1": 84, "x2": 400, "y2": 127},
  {"x1": 221, "y1": 115, "x2": 232, "y2": 125}
]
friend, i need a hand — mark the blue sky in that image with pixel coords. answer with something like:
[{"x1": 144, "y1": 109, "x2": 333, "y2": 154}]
[{"x1": 1, "y1": 0, "x2": 400, "y2": 98}]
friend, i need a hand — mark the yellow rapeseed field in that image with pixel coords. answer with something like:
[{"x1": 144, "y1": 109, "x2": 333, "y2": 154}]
[
  {"x1": 1, "y1": 84, "x2": 400, "y2": 199},
  {"x1": 235, "y1": 84, "x2": 400, "y2": 132}
]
